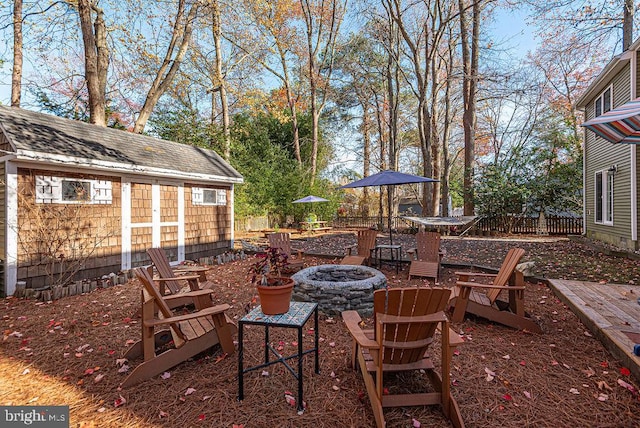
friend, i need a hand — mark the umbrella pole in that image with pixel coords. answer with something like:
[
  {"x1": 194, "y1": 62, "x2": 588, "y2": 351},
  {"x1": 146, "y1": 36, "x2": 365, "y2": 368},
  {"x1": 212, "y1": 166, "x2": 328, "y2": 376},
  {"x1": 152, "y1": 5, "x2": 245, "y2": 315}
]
[{"x1": 388, "y1": 185, "x2": 393, "y2": 245}]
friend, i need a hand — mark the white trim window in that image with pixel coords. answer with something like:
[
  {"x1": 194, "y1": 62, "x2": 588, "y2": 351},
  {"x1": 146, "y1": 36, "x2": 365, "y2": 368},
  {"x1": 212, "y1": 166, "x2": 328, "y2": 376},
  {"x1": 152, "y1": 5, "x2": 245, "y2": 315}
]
[
  {"x1": 594, "y1": 170, "x2": 614, "y2": 225},
  {"x1": 35, "y1": 176, "x2": 112, "y2": 204},
  {"x1": 192, "y1": 187, "x2": 227, "y2": 206},
  {"x1": 594, "y1": 85, "x2": 612, "y2": 117}
]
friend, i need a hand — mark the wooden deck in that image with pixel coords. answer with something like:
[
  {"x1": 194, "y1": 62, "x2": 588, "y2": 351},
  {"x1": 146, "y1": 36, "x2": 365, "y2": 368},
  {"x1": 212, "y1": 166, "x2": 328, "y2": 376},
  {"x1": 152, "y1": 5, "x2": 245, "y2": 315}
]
[{"x1": 547, "y1": 279, "x2": 640, "y2": 379}]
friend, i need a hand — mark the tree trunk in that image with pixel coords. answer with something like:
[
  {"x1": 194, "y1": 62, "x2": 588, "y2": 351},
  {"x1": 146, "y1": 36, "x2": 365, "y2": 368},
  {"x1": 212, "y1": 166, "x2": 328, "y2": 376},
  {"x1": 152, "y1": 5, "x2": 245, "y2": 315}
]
[
  {"x1": 211, "y1": 0, "x2": 230, "y2": 160},
  {"x1": 623, "y1": 0, "x2": 634, "y2": 51},
  {"x1": 459, "y1": 0, "x2": 480, "y2": 216},
  {"x1": 78, "y1": 0, "x2": 108, "y2": 126},
  {"x1": 11, "y1": 0, "x2": 23, "y2": 107},
  {"x1": 133, "y1": 0, "x2": 199, "y2": 133}
]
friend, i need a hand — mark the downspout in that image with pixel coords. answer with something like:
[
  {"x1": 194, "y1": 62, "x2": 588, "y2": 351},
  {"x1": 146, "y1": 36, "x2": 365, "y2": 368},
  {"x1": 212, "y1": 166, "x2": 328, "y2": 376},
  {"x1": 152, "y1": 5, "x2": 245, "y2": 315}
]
[
  {"x1": 230, "y1": 184, "x2": 235, "y2": 249},
  {"x1": 582, "y1": 112, "x2": 587, "y2": 237},
  {"x1": 631, "y1": 49, "x2": 638, "y2": 243}
]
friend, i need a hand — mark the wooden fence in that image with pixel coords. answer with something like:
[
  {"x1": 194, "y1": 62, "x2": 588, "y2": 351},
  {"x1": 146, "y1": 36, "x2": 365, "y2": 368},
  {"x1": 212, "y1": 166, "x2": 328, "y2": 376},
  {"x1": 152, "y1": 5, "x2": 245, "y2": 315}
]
[
  {"x1": 236, "y1": 214, "x2": 583, "y2": 235},
  {"x1": 333, "y1": 215, "x2": 583, "y2": 235}
]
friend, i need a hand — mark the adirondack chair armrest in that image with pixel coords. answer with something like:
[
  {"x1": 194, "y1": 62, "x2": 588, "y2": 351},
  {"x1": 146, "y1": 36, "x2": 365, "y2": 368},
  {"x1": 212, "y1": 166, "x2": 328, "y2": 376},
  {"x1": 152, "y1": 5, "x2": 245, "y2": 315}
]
[
  {"x1": 163, "y1": 289, "x2": 214, "y2": 302},
  {"x1": 454, "y1": 271, "x2": 498, "y2": 279},
  {"x1": 342, "y1": 310, "x2": 379, "y2": 349},
  {"x1": 144, "y1": 303, "x2": 232, "y2": 327},
  {"x1": 456, "y1": 280, "x2": 526, "y2": 290},
  {"x1": 345, "y1": 244, "x2": 357, "y2": 256},
  {"x1": 154, "y1": 274, "x2": 201, "y2": 282},
  {"x1": 377, "y1": 311, "x2": 448, "y2": 325}
]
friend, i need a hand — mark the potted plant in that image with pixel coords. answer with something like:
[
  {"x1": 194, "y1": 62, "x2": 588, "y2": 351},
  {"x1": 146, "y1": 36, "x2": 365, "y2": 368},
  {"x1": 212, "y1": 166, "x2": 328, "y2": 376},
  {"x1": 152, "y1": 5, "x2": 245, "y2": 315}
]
[{"x1": 248, "y1": 247, "x2": 295, "y2": 315}]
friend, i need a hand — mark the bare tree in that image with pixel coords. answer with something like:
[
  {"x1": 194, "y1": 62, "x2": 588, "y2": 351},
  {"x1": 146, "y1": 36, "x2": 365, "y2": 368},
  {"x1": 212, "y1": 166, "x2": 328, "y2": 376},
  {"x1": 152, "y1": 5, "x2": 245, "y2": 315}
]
[
  {"x1": 133, "y1": 0, "x2": 200, "y2": 133},
  {"x1": 11, "y1": 0, "x2": 23, "y2": 107},
  {"x1": 77, "y1": 0, "x2": 109, "y2": 126},
  {"x1": 300, "y1": 0, "x2": 347, "y2": 185},
  {"x1": 459, "y1": 0, "x2": 481, "y2": 215}
]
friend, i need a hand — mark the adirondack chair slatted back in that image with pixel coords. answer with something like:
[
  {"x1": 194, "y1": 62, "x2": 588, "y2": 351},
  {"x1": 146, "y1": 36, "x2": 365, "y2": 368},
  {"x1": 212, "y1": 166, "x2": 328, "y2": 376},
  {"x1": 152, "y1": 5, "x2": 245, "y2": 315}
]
[
  {"x1": 487, "y1": 248, "x2": 526, "y2": 303},
  {"x1": 147, "y1": 248, "x2": 183, "y2": 294},
  {"x1": 415, "y1": 231, "x2": 440, "y2": 262},
  {"x1": 373, "y1": 288, "x2": 451, "y2": 365},
  {"x1": 357, "y1": 229, "x2": 378, "y2": 258},
  {"x1": 268, "y1": 233, "x2": 292, "y2": 256},
  {"x1": 133, "y1": 267, "x2": 186, "y2": 345}
]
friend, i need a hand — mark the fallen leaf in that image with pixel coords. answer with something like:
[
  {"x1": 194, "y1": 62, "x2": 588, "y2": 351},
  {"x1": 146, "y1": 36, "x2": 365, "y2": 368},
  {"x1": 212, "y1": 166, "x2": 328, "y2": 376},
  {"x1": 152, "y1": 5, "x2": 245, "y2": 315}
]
[
  {"x1": 582, "y1": 367, "x2": 596, "y2": 378},
  {"x1": 502, "y1": 355, "x2": 510, "y2": 360},
  {"x1": 159, "y1": 410, "x2": 169, "y2": 418},
  {"x1": 261, "y1": 370, "x2": 269, "y2": 377},
  {"x1": 569, "y1": 388, "x2": 580, "y2": 395},
  {"x1": 94, "y1": 374, "x2": 105, "y2": 383},
  {"x1": 597, "y1": 380, "x2": 613, "y2": 391},
  {"x1": 484, "y1": 367, "x2": 495, "y2": 382},
  {"x1": 185, "y1": 387, "x2": 196, "y2": 396},
  {"x1": 161, "y1": 372, "x2": 171, "y2": 380},
  {"x1": 597, "y1": 393, "x2": 608, "y2": 401},
  {"x1": 21, "y1": 369, "x2": 30, "y2": 375},
  {"x1": 523, "y1": 391, "x2": 531, "y2": 399},
  {"x1": 197, "y1": 414, "x2": 206, "y2": 421},
  {"x1": 617, "y1": 378, "x2": 638, "y2": 395},
  {"x1": 332, "y1": 385, "x2": 340, "y2": 391},
  {"x1": 502, "y1": 394, "x2": 512, "y2": 401},
  {"x1": 620, "y1": 367, "x2": 631, "y2": 376},
  {"x1": 412, "y1": 418, "x2": 421, "y2": 427},
  {"x1": 117, "y1": 364, "x2": 129, "y2": 373},
  {"x1": 114, "y1": 396, "x2": 126, "y2": 407}
]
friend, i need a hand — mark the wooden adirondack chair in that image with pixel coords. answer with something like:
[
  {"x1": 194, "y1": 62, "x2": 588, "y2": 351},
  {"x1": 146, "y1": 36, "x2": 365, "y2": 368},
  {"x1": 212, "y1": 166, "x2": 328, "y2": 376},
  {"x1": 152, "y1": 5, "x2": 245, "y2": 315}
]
[
  {"x1": 343, "y1": 288, "x2": 464, "y2": 428},
  {"x1": 267, "y1": 232, "x2": 304, "y2": 271},
  {"x1": 408, "y1": 231, "x2": 441, "y2": 281},
  {"x1": 448, "y1": 248, "x2": 542, "y2": 333},
  {"x1": 147, "y1": 248, "x2": 214, "y2": 304},
  {"x1": 120, "y1": 267, "x2": 236, "y2": 387},
  {"x1": 341, "y1": 229, "x2": 377, "y2": 265}
]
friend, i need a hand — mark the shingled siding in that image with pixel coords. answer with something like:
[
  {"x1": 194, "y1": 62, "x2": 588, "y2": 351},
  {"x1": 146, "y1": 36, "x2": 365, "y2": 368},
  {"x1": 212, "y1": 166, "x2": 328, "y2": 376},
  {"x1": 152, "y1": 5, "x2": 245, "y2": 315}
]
[
  {"x1": 0, "y1": 161, "x2": 5, "y2": 296},
  {"x1": 184, "y1": 184, "x2": 231, "y2": 260},
  {"x1": 17, "y1": 169, "x2": 122, "y2": 288},
  {"x1": 584, "y1": 63, "x2": 635, "y2": 250}
]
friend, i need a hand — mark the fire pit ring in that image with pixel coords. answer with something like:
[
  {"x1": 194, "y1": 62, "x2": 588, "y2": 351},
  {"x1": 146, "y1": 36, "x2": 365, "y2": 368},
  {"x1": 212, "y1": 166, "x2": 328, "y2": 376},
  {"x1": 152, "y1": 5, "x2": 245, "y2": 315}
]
[{"x1": 291, "y1": 264, "x2": 387, "y2": 316}]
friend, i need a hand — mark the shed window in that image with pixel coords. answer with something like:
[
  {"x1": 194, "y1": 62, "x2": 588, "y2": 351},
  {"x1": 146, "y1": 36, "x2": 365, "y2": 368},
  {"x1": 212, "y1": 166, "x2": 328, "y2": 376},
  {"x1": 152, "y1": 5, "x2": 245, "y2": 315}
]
[
  {"x1": 35, "y1": 176, "x2": 112, "y2": 204},
  {"x1": 594, "y1": 170, "x2": 613, "y2": 225},
  {"x1": 594, "y1": 86, "x2": 612, "y2": 117},
  {"x1": 192, "y1": 188, "x2": 226, "y2": 206}
]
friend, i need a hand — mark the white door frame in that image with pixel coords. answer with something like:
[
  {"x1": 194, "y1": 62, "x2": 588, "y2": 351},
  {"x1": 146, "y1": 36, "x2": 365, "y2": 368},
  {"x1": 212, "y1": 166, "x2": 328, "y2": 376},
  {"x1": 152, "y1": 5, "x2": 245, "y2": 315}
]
[{"x1": 121, "y1": 176, "x2": 184, "y2": 269}]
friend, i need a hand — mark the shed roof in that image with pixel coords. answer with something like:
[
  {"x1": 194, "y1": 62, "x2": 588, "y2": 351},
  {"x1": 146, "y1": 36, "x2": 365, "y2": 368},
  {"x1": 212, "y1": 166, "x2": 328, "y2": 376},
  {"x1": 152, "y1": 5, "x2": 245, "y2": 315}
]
[{"x1": 0, "y1": 106, "x2": 243, "y2": 184}]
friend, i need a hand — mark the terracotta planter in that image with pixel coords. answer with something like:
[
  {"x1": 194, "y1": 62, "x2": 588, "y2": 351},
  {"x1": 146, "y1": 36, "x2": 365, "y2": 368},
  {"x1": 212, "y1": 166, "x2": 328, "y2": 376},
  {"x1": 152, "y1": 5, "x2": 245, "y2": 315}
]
[{"x1": 256, "y1": 277, "x2": 295, "y2": 315}]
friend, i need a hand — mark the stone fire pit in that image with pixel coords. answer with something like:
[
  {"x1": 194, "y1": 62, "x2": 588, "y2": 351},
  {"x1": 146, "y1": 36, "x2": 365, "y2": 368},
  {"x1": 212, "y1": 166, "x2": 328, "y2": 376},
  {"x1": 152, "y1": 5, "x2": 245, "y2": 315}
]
[{"x1": 291, "y1": 264, "x2": 387, "y2": 316}]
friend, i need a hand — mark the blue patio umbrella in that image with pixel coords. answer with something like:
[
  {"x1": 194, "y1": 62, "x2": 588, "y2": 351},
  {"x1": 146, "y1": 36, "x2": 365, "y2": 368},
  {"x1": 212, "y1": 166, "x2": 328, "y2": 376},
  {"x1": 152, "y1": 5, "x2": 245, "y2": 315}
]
[
  {"x1": 292, "y1": 195, "x2": 329, "y2": 203},
  {"x1": 340, "y1": 170, "x2": 438, "y2": 244}
]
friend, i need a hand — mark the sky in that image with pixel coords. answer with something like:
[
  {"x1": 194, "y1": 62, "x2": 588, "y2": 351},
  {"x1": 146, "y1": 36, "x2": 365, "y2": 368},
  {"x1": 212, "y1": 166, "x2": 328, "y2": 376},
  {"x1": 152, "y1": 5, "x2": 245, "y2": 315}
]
[{"x1": 0, "y1": 5, "x2": 538, "y2": 107}]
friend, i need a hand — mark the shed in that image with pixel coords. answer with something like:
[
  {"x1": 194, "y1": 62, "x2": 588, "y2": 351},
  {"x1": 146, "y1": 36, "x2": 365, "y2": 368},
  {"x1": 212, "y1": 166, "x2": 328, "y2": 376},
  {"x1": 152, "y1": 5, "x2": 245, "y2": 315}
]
[{"x1": 0, "y1": 105, "x2": 243, "y2": 296}]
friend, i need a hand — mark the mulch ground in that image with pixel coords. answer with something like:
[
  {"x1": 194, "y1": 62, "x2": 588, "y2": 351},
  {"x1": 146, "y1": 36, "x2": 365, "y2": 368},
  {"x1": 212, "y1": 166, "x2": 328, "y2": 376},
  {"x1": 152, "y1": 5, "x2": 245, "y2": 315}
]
[{"x1": 1, "y1": 232, "x2": 640, "y2": 427}]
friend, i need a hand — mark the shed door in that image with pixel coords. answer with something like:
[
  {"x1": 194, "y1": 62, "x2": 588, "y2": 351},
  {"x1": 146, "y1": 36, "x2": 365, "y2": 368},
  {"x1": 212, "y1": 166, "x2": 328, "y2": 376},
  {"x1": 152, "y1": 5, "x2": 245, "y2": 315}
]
[{"x1": 121, "y1": 178, "x2": 184, "y2": 269}]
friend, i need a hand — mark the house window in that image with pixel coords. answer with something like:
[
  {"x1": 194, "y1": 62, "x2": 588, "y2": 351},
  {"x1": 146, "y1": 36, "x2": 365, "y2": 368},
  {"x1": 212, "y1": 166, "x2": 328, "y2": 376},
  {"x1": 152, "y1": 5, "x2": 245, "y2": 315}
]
[
  {"x1": 594, "y1": 170, "x2": 613, "y2": 225},
  {"x1": 192, "y1": 188, "x2": 227, "y2": 206},
  {"x1": 594, "y1": 86, "x2": 612, "y2": 117},
  {"x1": 62, "y1": 180, "x2": 91, "y2": 202},
  {"x1": 35, "y1": 176, "x2": 112, "y2": 204}
]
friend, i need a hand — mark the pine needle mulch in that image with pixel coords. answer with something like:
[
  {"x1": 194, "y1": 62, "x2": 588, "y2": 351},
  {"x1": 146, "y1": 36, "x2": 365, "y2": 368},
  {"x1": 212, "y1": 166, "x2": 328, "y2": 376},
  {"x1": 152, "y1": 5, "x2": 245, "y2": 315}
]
[{"x1": 1, "y1": 236, "x2": 639, "y2": 428}]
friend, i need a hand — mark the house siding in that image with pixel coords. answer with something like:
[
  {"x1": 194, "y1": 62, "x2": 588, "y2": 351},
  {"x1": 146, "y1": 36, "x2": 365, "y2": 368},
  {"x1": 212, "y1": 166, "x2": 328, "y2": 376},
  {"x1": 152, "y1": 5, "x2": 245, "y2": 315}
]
[
  {"x1": 584, "y1": 63, "x2": 635, "y2": 250},
  {"x1": 183, "y1": 184, "x2": 231, "y2": 260},
  {"x1": 17, "y1": 169, "x2": 123, "y2": 288}
]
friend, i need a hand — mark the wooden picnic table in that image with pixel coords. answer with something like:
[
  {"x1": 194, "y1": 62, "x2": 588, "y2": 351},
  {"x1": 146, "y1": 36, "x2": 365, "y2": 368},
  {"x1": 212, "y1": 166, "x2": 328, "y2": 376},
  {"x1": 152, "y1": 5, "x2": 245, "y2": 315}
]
[{"x1": 300, "y1": 220, "x2": 332, "y2": 232}]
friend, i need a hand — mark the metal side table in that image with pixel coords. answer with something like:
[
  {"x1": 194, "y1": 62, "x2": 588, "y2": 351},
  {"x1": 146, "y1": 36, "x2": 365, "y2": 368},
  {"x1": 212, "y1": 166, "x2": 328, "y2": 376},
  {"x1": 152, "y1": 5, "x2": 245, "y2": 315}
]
[{"x1": 238, "y1": 302, "x2": 319, "y2": 413}]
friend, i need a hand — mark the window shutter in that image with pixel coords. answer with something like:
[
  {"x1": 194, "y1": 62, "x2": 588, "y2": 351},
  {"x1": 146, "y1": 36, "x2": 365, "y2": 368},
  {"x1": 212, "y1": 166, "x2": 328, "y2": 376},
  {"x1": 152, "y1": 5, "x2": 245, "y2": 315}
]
[
  {"x1": 35, "y1": 176, "x2": 62, "y2": 203},
  {"x1": 217, "y1": 189, "x2": 227, "y2": 205},
  {"x1": 192, "y1": 187, "x2": 203, "y2": 205},
  {"x1": 93, "y1": 180, "x2": 112, "y2": 203}
]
